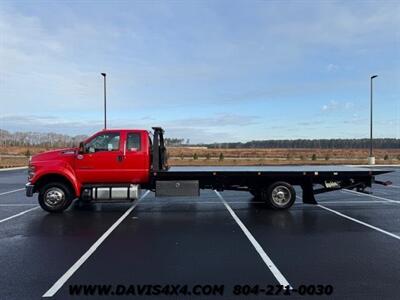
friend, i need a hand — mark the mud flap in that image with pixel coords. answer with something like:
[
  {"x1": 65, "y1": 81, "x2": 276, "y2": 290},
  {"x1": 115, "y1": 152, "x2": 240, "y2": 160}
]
[{"x1": 301, "y1": 182, "x2": 317, "y2": 204}]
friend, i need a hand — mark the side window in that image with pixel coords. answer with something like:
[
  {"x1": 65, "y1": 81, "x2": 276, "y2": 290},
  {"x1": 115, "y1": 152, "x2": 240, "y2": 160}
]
[
  {"x1": 85, "y1": 133, "x2": 120, "y2": 153},
  {"x1": 126, "y1": 133, "x2": 141, "y2": 151}
]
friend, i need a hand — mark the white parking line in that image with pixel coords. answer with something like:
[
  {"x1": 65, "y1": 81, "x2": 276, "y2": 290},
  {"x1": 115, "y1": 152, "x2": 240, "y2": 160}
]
[
  {"x1": 215, "y1": 190, "x2": 291, "y2": 288},
  {"x1": 0, "y1": 188, "x2": 25, "y2": 196},
  {"x1": 341, "y1": 190, "x2": 362, "y2": 197},
  {"x1": 42, "y1": 190, "x2": 150, "y2": 298},
  {"x1": 319, "y1": 200, "x2": 388, "y2": 204},
  {"x1": 343, "y1": 189, "x2": 400, "y2": 204},
  {"x1": 387, "y1": 185, "x2": 400, "y2": 189},
  {"x1": 0, "y1": 204, "x2": 37, "y2": 207},
  {"x1": 318, "y1": 204, "x2": 400, "y2": 241},
  {"x1": 0, "y1": 206, "x2": 40, "y2": 224},
  {"x1": 0, "y1": 166, "x2": 27, "y2": 172},
  {"x1": 139, "y1": 201, "x2": 266, "y2": 204}
]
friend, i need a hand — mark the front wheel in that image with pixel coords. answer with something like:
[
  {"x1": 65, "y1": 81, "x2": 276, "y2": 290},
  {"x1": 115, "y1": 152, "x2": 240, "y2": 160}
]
[
  {"x1": 38, "y1": 182, "x2": 74, "y2": 213},
  {"x1": 261, "y1": 182, "x2": 296, "y2": 210}
]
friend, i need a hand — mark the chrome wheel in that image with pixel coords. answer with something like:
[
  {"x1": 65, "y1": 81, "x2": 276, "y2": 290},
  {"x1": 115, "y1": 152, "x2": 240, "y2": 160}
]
[
  {"x1": 271, "y1": 185, "x2": 291, "y2": 207},
  {"x1": 44, "y1": 187, "x2": 65, "y2": 208}
]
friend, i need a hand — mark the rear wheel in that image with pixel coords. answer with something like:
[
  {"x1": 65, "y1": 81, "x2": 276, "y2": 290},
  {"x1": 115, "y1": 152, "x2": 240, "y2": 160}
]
[
  {"x1": 38, "y1": 182, "x2": 74, "y2": 213},
  {"x1": 262, "y1": 181, "x2": 296, "y2": 209}
]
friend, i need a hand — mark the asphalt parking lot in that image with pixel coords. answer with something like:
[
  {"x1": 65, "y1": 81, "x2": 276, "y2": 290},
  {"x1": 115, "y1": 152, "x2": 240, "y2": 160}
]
[{"x1": 0, "y1": 167, "x2": 399, "y2": 299}]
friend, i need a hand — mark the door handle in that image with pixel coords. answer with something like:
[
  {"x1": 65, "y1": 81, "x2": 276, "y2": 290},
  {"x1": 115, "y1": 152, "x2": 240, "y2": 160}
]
[{"x1": 117, "y1": 155, "x2": 124, "y2": 162}]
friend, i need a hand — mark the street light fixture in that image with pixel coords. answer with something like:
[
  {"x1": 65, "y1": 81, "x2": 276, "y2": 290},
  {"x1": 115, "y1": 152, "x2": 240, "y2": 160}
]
[
  {"x1": 368, "y1": 74, "x2": 378, "y2": 165},
  {"x1": 101, "y1": 73, "x2": 107, "y2": 130}
]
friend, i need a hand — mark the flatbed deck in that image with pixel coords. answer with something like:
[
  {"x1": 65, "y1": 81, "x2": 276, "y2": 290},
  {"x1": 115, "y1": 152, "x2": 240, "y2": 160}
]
[
  {"x1": 161, "y1": 165, "x2": 389, "y2": 175},
  {"x1": 152, "y1": 165, "x2": 392, "y2": 205},
  {"x1": 154, "y1": 166, "x2": 390, "y2": 181}
]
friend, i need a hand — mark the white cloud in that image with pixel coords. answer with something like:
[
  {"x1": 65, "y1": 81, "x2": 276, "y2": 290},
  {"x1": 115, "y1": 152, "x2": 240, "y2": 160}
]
[
  {"x1": 326, "y1": 64, "x2": 339, "y2": 72},
  {"x1": 322, "y1": 100, "x2": 339, "y2": 112},
  {"x1": 167, "y1": 113, "x2": 260, "y2": 128},
  {"x1": 322, "y1": 100, "x2": 355, "y2": 112},
  {"x1": 0, "y1": 113, "x2": 257, "y2": 143},
  {"x1": 0, "y1": 5, "x2": 125, "y2": 113},
  {"x1": 344, "y1": 102, "x2": 354, "y2": 109}
]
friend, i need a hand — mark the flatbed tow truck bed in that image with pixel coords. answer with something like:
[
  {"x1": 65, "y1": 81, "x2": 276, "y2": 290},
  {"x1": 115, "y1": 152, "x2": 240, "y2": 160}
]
[
  {"x1": 148, "y1": 128, "x2": 392, "y2": 207},
  {"x1": 152, "y1": 165, "x2": 391, "y2": 205}
]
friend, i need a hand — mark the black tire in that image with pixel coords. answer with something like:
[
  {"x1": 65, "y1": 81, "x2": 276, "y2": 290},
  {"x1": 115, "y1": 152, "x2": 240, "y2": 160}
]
[
  {"x1": 261, "y1": 181, "x2": 296, "y2": 210},
  {"x1": 38, "y1": 182, "x2": 74, "y2": 213}
]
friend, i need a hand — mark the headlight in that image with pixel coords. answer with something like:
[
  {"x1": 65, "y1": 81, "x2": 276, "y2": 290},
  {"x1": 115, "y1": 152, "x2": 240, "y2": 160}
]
[{"x1": 28, "y1": 165, "x2": 35, "y2": 180}]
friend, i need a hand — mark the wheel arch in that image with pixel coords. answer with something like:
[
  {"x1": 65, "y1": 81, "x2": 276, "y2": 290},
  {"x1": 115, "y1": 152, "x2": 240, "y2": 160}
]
[{"x1": 34, "y1": 173, "x2": 79, "y2": 197}]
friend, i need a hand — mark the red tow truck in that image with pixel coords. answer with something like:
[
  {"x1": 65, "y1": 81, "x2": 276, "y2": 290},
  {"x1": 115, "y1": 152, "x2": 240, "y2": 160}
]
[{"x1": 26, "y1": 127, "x2": 391, "y2": 213}]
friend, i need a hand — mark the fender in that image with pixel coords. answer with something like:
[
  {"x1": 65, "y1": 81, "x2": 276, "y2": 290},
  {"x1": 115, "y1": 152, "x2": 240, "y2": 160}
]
[{"x1": 32, "y1": 163, "x2": 81, "y2": 197}]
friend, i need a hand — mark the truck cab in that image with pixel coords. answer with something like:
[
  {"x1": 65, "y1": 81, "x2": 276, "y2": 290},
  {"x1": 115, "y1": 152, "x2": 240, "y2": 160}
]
[
  {"x1": 75, "y1": 129, "x2": 150, "y2": 184},
  {"x1": 26, "y1": 129, "x2": 154, "y2": 212}
]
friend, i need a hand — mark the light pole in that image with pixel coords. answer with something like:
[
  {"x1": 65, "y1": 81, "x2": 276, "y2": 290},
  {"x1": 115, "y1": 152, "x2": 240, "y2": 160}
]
[
  {"x1": 368, "y1": 75, "x2": 378, "y2": 165},
  {"x1": 101, "y1": 73, "x2": 107, "y2": 130}
]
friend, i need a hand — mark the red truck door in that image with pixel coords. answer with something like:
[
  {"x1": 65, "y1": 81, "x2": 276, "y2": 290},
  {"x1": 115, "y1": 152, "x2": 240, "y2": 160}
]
[
  {"x1": 75, "y1": 131, "x2": 126, "y2": 183},
  {"x1": 119, "y1": 131, "x2": 149, "y2": 183}
]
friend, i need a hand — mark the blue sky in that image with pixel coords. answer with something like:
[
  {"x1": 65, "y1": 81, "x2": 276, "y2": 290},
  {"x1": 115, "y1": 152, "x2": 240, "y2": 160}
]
[{"x1": 0, "y1": 0, "x2": 399, "y2": 143}]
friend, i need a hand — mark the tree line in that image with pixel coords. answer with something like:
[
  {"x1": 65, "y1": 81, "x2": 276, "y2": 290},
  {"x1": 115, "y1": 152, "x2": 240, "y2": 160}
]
[
  {"x1": 202, "y1": 138, "x2": 399, "y2": 149},
  {"x1": 0, "y1": 130, "x2": 191, "y2": 148},
  {"x1": 0, "y1": 129, "x2": 398, "y2": 149},
  {"x1": 0, "y1": 129, "x2": 87, "y2": 148}
]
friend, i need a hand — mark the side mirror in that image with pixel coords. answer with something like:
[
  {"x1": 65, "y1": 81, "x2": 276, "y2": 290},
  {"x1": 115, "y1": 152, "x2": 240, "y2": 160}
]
[{"x1": 78, "y1": 142, "x2": 85, "y2": 154}]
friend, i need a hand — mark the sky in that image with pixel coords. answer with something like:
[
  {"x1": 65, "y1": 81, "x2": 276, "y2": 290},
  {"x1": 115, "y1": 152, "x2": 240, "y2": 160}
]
[{"x1": 0, "y1": 0, "x2": 399, "y2": 143}]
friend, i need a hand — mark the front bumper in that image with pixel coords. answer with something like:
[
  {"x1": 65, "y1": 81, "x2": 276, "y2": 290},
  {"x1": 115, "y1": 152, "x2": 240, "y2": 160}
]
[{"x1": 25, "y1": 183, "x2": 35, "y2": 197}]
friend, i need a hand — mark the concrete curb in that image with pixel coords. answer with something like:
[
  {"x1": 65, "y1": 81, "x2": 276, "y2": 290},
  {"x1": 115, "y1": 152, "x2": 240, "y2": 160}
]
[
  {"x1": 346, "y1": 164, "x2": 400, "y2": 167},
  {"x1": 0, "y1": 166, "x2": 28, "y2": 172}
]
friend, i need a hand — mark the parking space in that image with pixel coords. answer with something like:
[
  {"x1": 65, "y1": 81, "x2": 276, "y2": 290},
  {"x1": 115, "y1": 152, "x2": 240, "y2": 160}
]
[
  {"x1": 223, "y1": 189, "x2": 400, "y2": 298},
  {"x1": 0, "y1": 168, "x2": 399, "y2": 299},
  {"x1": 59, "y1": 192, "x2": 279, "y2": 296},
  {"x1": 0, "y1": 168, "x2": 27, "y2": 194}
]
